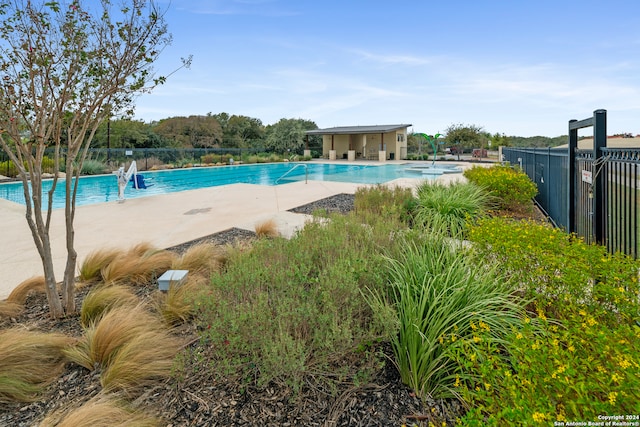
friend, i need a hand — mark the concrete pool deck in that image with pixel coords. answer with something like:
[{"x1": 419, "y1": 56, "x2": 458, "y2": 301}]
[{"x1": 0, "y1": 160, "x2": 471, "y2": 299}]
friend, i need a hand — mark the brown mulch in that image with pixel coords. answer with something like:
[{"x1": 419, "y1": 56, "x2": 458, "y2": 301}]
[{"x1": 1, "y1": 193, "x2": 544, "y2": 426}]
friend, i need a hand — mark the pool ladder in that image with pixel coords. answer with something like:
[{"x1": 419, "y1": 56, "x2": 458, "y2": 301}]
[{"x1": 275, "y1": 163, "x2": 308, "y2": 184}]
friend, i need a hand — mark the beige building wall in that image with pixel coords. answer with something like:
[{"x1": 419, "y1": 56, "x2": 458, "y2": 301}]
[{"x1": 321, "y1": 128, "x2": 409, "y2": 160}]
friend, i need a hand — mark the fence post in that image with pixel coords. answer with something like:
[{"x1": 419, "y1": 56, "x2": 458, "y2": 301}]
[
  {"x1": 568, "y1": 119, "x2": 578, "y2": 234},
  {"x1": 593, "y1": 109, "x2": 607, "y2": 245}
]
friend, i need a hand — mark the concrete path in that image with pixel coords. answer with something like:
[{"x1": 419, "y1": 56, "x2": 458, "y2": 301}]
[{"x1": 0, "y1": 161, "x2": 470, "y2": 299}]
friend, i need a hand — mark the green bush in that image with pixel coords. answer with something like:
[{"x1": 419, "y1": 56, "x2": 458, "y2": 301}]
[
  {"x1": 413, "y1": 180, "x2": 492, "y2": 237},
  {"x1": 463, "y1": 165, "x2": 537, "y2": 212},
  {"x1": 456, "y1": 217, "x2": 640, "y2": 424},
  {"x1": 195, "y1": 210, "x2": 402, "y2": 392},
  {"x1": 81, "y1": 159, "x2": 108, "y2": 175},
  {"x1": 354, "y1": 184, "x2": 415, "y2": 226}
]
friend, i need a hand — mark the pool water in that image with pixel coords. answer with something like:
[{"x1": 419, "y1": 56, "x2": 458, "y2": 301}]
[{"x1": 0, "y1": 162, "x2": 426, "y2": 209}]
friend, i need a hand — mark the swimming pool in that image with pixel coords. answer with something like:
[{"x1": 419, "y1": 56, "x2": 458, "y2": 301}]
[{"x1": 0, "y1": 162, "x2": 427, "y2": 209}]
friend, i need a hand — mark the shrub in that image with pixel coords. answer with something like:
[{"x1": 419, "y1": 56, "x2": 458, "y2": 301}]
[
  {"x1": 5, "y1": 276, "x2": 45, "y2": 305},
  {"x1": 0, "y1": 328, "x2": 75, "y2": 402},
  {"x1": 463, "y1": 165, "x2": 537, "y2": 212},
  {"x1": 100, "y1": 244, "x2": 176, "y2": 285},
  {"x1": 413, "y1": 180, "x2": 492, "y2": 237},
  {"x1": 171, "y1": 242, "x2": 227, "y2": 276},
  {"x1": 195, "y1": 211, "x2": 400, "y2": 392},
  {"x1": 354, "y1": 184, "x2": 415, "y2": 225},
  {"x1": 456, "y1": 217, "x2": 640, "y2": 423},
  {"x1": 81, "y1": 159, "x2": 109, "y2": 175}
]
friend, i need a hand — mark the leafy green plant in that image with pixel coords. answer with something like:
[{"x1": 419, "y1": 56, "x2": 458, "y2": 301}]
[
  {"x1": 366, "y1": 236, "x2": 524, "y2": 399},
  {"x1": 81, "y1": 159, "x2": 108, "y2": 175},
  {"x1": 455, "y1": 217, "x2": 640, "y2": 424},
  {"x1": 354, "y1": 184, "x2": 415, "y2": 225},
  {"x1": 463, "y1": 164, "x2": 537, "y2": 212},
  {"x1": 194, "y1": 210, "x2": 400, "y2": 392},
  {"x1": 413, "y1": 180, "x2": 492, "y2": 237}
]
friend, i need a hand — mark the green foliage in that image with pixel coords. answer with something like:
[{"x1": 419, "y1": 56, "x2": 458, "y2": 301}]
[
  {"x1": 264, "y1": 118, "x2": 317, "y2": 153},
  {"x1": 463, "y1": 165, "x2": 538, "y2": 212},
  {"x1": 456, "y1": 218, "x2": 640, "y2": 424},
  {"x1": 444, "y1": 123, "x2": 485, "y2": 150},
  {"x1": 413, "y1": 180, "x2": 492, "y2": 237},
  {"x1": 354, "y1": 184, "x2": 415, "y2": 225},
  {"x1": 81, "y1": 159, "x2": 108, "y2": 175},
  {"x1": 195, "y1": 208, "x2": 401, "y2": 392},
  {"x1": 369, "y1": 236, "x2": 523, "y2": 400}
]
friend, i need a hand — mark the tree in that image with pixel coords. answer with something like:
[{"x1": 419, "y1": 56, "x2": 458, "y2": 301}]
[
  {"x1": 265, "y1": 118, "x2": 317, "y2": 154},
  {"x1": 153, "y1": 115, "x2": 222, "y2": 148},
  {"x1": 0, "y1": 0, "x2": 178, "y2": 318},
  {"x1": 444, "y1": 123, "x2": 486, "y2": 151}
]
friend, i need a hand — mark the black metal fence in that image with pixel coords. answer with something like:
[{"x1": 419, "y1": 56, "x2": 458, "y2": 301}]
[
  {"x1": 503, "y1": 110, "x2": 640, "y2": 258},
  {"x1": 0, "y1": 146, "x2": 323, "y2": 178}
]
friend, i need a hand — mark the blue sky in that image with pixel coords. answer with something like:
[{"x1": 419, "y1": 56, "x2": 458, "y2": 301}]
[{"x1": 134, "y1": 0, "x2": 640, "y2": 137}]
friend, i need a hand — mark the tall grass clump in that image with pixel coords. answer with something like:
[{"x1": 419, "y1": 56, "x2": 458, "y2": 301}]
[
  {"x1": 366, "y1": 235, "x2": 524, "y2": 400},
  {"x1": 171, "y1": 242, "x2": 227, "y2": 277},
  {"x1": 80, "y1": 285, "x2": 139, "y2": 327},
  {"x1": 195, "y1": 209, "x2": 403, "y2": 393},
  {"x1": 155, "y1": 275, "x2": 207, "y2": 325},
  {"x1": 414, "y1": 180, "x2": 492, "y2": 237},
  {"x1": 0, "y1": 328, "x2": 75, "y2": 402},
  {"x1": 78, "y1": 248, "x2": 121, "y2": 283},
  {"x1": 40, "y1": 395, "x2": 160, "y2": 427},
  {"x1": 463, "y1": 164, "x2": 537, "y2": 213},
  {"x1": 64, "y1": 305, "x2": 180, "y2": 395},
  {"x1": 354, "y1": 184, "x2": 416, "y2": 226},
  {"x1": 254, "y1": 218, "x2": 280, "y2": 238},
  {"x1": 0, "y1": 276, "x2": 45, "y2": 317},
  {"x1": 100, "y1": 244, "x2": 176, "y2": 285}
]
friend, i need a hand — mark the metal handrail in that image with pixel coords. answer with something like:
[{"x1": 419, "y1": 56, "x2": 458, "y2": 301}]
[{"x1": 275, "y1": 163, "x2": 308, "y2": 184}]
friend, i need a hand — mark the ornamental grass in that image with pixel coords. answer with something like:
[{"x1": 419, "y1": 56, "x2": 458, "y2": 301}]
[{"x1": 0, "y1": 328, "x2": 75, "y2": 402}]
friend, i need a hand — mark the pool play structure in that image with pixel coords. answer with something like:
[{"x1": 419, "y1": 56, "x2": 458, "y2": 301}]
[
  {"x1": 0, "y1": 161, "x2": 459, "y2": 209},
  {"x1": 412, "y1": 133, "x2": 463, "y2": 175}
]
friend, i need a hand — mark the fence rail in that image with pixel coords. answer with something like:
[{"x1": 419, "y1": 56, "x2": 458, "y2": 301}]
[{"x1": 502, "y1": 110, "x2": 639, "y2": 258}]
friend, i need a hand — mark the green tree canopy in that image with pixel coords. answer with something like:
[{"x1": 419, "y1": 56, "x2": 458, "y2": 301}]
[
  {"x1": 265, "y1": 118, "x2": 317, "y2": 153},
  {"x1": 444, "y1": 123, "x2": 486, "y2": 149}
]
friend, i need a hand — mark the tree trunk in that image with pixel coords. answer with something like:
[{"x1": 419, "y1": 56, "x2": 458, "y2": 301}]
[
  {"x1": 40, "y1": 243, "x2": 65, "y2": 318},
  {"x1": 63, "y1": 213, "x2": 77, "y2": 315}
]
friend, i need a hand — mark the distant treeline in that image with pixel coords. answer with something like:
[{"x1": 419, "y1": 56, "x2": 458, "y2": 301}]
[{"x1": 507, "y1": 135, "x2": 568, "y2": 148}]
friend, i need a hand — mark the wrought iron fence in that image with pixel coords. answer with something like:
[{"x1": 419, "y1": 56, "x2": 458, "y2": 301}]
[{"x1": 502, "y1": 110, "x2": 639, "y2": 258}]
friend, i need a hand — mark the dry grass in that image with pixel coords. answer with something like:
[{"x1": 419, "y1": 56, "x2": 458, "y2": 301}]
[
  {"x1": 101, "y1": 247, "x2": 176, "y2": 286},
  {"x1": 80, "y1": 285, "x2": 140, "y2": 327},
  {"x1": 0, "y1": 300, "x2": 24, "y2": 318},
  {"x1": 155, "y1": 275, "x2": 207, "y2": 325},
  {"x1": 255, "y1": 218, "x2": 280, "y2": 238},
  {"x1": 78, "y1": 248, "x2": 121, "y2": 283},
  {"x1": 40, "y1": 394, "x2": 160, "y2": 427},
  {"x1": 64, "y1": 305, "x2": 180, "y2": 395},
  {"x1": 0, "y1": 328, "x2": 75, "y2": 403},
  {"x1": 6, "y1": 276, "x2": 45, "y2": 304},
  {"x1": 171, "y1": 242, "x2": 227, "y2": 276}
]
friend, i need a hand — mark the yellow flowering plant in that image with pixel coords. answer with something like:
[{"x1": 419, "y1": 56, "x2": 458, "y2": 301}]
[{"x1": 454, "y1": 217, "x2": 640, "y2": 424}]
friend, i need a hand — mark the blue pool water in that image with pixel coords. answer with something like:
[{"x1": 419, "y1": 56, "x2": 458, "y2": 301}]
[{"x1": 0, "y1": 162, "x2": 426, "y2": 209}]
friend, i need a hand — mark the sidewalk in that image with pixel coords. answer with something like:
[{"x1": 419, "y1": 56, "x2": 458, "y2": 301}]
[
  {"x1": 0, "y1": 166, "x2": 468, "y2": 299},
  {"x1": 0, "y1": 180, "x2": 359, "y2": 299}
]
